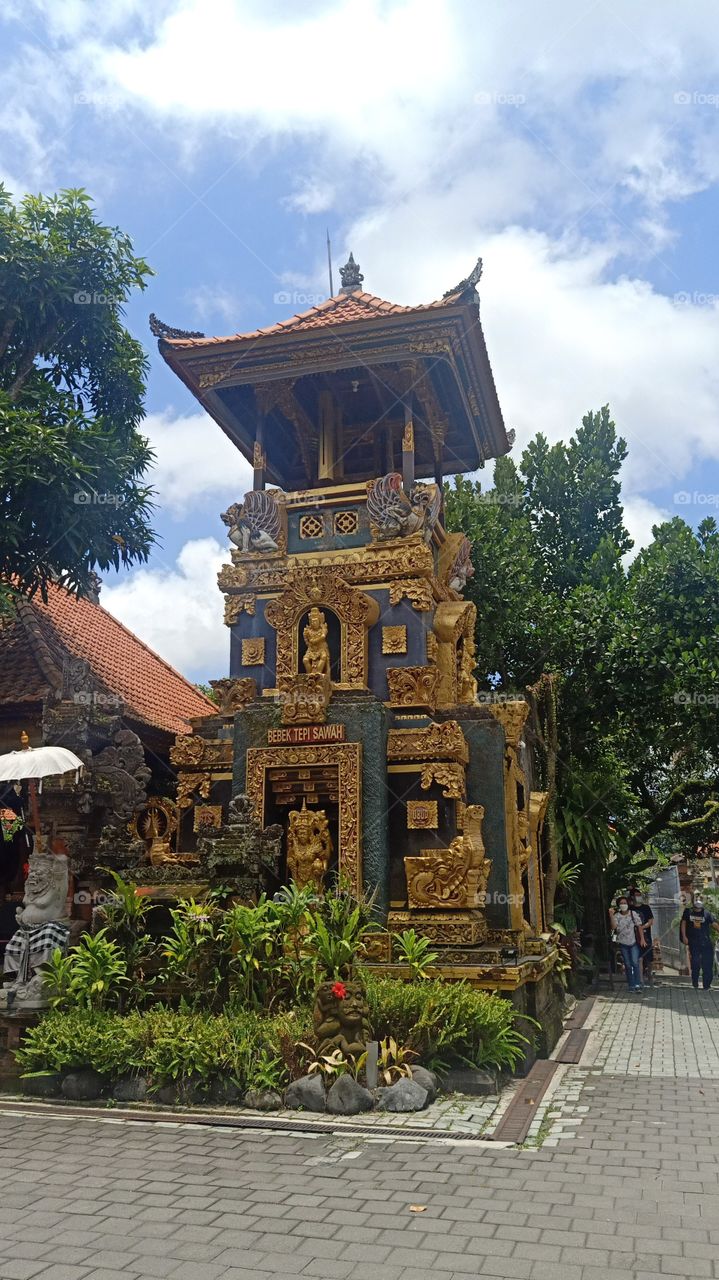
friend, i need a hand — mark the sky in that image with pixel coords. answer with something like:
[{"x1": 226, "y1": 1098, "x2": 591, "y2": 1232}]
[{"x1": 2, "y1": 0, "x2": 719, "y2": 683}]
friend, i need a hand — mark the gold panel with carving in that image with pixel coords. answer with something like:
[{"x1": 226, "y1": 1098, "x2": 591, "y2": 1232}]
[
  {"x1": 382, "y1": 625, "x2": 407, "y2": 655},
  {"x1": 407, "y1": 799, "x2": 438, "y2": 829},
  {"x1": 386, "y1": 665, "x2": 439, "y2": 711},
  {"x1": 264, "y1": 567, "x2": 378, "y2": 687},
  {"x1": 387, "y1": 721, "x2": 468, "y2": 764},
  {"x1": 245, "y1": 742, "x2": 362, "y2": 895},
  {"x1": 241, "y1": 637, "x2": 265, "y2": 666}
]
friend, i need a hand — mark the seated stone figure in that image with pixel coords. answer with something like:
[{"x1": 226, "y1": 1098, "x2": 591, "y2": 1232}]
[
  {"x1": 313, "y1": 979, "x2": 371, "y2": 1059},
  {"x1": 1, "y1": 853, "x2": 70, "y2": 1011}
]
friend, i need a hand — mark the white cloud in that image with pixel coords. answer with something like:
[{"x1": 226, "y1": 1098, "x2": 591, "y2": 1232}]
[
  {"x1": 143, "y1": 408, "x2": 253, "y2": 517},
  {"x1": 623, "y1": 496, "x2": 672, "y2": 556},
  {"x1": 102, "y1": 537, "x2": 228, "y2": 680}
]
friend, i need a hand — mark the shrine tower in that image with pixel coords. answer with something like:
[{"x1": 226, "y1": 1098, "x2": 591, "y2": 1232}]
[{"x1": 151, "y1": 256, "x2": 558, "y2": 1026}]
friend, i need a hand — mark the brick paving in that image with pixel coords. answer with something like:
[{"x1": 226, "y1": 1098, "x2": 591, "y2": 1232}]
[{"x1": 0, "y1": 975, "x2": 717, "y2": 1279}]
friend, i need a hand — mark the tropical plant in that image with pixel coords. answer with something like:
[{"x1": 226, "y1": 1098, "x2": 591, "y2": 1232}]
[
  {"x1": 96, "y1": 869, "x2": 156, "y2": 1008},
  {"x1": 249, "y1": 1048, "x2": 287, "y2": 1092},
  {"x1": 43, "y1": 930, "x2": 129, "y2": 1012},
  {"x1": 220, "y1": 898, "x2": 284, "y2": 1010},
  {"x1": 374, "y1": 1035, "x2": 417, "y2": 1084},
  {"x1": 392, "y1": 929, "x2": 438, "y2": 979},
  {"x1": 298, "y1": 1043, "x2": 353, "y2": 1081},
  {"x1": 161, "y1": 899, "x2": 219, "y2": 1004}
]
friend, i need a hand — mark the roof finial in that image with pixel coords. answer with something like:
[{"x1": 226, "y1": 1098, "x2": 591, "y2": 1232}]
[{"x1": 339, "y1": 252, "x2": 364, "y2": 295}]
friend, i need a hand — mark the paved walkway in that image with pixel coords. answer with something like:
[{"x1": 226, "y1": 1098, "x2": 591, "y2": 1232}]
[{"x1": 1, "y1": 976, "x2": 718, "y2": 1280}]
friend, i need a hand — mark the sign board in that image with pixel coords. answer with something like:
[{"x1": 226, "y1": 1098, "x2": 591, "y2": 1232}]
[{"x1": 267, "y1": 724, "x2": 347, "y2": 746}]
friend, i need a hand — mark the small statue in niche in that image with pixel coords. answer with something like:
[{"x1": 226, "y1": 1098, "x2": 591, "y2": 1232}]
[
  {"x1": 313, "y1": 978, "x2": 371, "y2": 1058},
  {"x1": 1, "y1": 852, "x2": 70, "y2": 1010},
  {"x1": 302, "y1": 607, "x2": 331, "y2": 678},
  {"x1": 286, "y1": 799, "x2": 333, "y2": 888}
]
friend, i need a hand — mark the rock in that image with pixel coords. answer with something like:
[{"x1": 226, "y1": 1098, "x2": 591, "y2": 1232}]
[
  {"x1": 440, "y1": 1066, "x2": 498, "y2": 1096},
  {"x1": 61, "y1": 1069, "x2": 105, "y2": 1101},
  {"x1": 155, "y1": 1084, "x2": 179, "y2": 1106},
  {"x1": 326, "y1": 1075, "x2": 374, "y2": 1116},
  {"x1": 409, "y1": 1065, "x2": 439, "y2": 1102},
  {"x1": 284, "y1": 1073, "x2": 327, "y2": 1113},
  {"x1": 113, "y1": 1074, "x2": 148, "y2": 1103},
  {"x1": 244, "y1": 1088, "x2": 283, "y2": 1111},
  {"x1": 20, "y1": 1072, "x2": 63, "y2": 1098},
  {"x1": 209, "y1": 1076, "x2": 243, "y2": 1105},
  {"x1": 376, "y1": 1077, "x2": 428, "y2": 1112}
]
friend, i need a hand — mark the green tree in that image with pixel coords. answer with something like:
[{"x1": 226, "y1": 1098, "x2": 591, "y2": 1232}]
[{"x1": 0, "y1": 186, "x2": 155, "y2": 608}]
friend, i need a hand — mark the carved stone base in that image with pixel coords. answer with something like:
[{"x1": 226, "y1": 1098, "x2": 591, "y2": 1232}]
[{"x1": 388, "y1": 910, "x2": 488, "y2": 946}]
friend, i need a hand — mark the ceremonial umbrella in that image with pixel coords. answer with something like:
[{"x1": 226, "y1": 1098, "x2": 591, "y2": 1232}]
[{"x1": 0, "y1": 734, "x2": 84, "y2": 852}]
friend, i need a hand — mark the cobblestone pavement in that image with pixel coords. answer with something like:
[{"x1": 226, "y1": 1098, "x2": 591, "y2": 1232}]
[{"x1": 1, "y1": 976, "x2": 718, "y2": 1280}]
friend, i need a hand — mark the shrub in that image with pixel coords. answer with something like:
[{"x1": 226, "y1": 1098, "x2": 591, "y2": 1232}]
[{"x1": 362, "y1": 972, "x2": 528, "y2": 1072}]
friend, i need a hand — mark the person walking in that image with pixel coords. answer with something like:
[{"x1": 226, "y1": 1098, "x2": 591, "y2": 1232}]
[
  {"x1": 631, "y1": 890, "x2": 656, "y2": 986},
  {"x1": 680, "y1": 896, "x2": 716, "y2": 991},
  {"x1": 609, "y1": 895, "x2": 646, "y2": 992}
]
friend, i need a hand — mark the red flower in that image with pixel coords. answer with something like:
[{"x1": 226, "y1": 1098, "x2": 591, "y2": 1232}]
[{"x1": 331, "y1": 981, "x2": 347, "y2": 1000}]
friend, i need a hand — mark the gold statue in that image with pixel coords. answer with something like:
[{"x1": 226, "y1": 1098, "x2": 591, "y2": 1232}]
[
  {"x1": 286, "y1": 799, "x2": 333, "y2": 887},
  {"x1": 302, "y1": 607, "x2": 331, "y2": 677}
]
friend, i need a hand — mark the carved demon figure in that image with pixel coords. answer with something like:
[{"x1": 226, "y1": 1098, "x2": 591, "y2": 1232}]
[{"x1": 313, "y1": 979, "x2": 371, "y2": 1058}]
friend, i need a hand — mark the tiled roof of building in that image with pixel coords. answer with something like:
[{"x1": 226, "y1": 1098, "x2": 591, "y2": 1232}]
[
  {"x1": 0, "y1": 585, "x2": 215, "y2": 736},
  {"x1": 162, "y1": 286, "x2": 467, "y2": 349}
]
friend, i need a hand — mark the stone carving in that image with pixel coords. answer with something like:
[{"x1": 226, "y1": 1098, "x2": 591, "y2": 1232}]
[
  {"x1": 448, "y1": 536, "x2": 474, "y2": 594},
  {"x1": 366, "y1": 473, "x2": 441, "y2": 543},
  {"x1": 196, "y1": 793, "x2": 282, "y2": 897},
  {"x1": 221, "y1": 490, "x2": 283, "y2": 553},
  {"x1": 277, "y1": 673, "x2": 331, "y2": 725},
  {"x1": 176, "y1": 771, "x2": 212, "y2": 811},
  {"x1": 388, "y1": 911, "x2": 487, "y2": 945},
  {"x1": 387, "y1": 721, "x2": 469, "y2": 764},
  {"x1": 313, "y1": 979, "x2": 371, "y2": 1058},
  {"x1": 129, "y1": 797, "x2": 179, "y2": 866},
  {"x1": 338, "y1": 252, "x2": 364, "y2": 293},
  {"x1": 406, "y1": 800, "x2": 438, "y2": 830},
  {"x1": 2, "y1": 853, "x2": 70, "y2": 1011},
  {"x1": 219, "y1": 537, "x2": 435, "y2": 595},
  {"x1": 302, "y1": 607, "x2": 331, "y2": 677},
  {"x1": 486, "y1": 699, "x2": 530, "y2": 751},
  {"x1": 286, "y1": 799, "x2": 333, "y2": 888},
  {"x1": 458, "y1": 631, "x2": 478, "y2": 704},
  {"x1": 88, "y1": 727, "x2": 152, "y2": 826},
  {"x1": 209, "y1": 677, "x2": 257, "y2": 715},
  {"x1": 170, "y1": 736, "x2": 233, "y2": 769},
  {"x1": 404, "y1": 805, "x2": 490, "y2": 909},
  {"x1": 386, "y1": 665, "x2": 439, "y2": 711}
]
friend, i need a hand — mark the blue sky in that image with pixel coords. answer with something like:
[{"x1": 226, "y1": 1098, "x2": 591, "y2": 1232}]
[{"x1": 2, "y1": 0, "x2": 719, "y2": 681}]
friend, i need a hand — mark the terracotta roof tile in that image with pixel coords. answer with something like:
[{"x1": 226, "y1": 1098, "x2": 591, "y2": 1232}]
[
  {"x1": 163, "y1": 288, "x2": 463, "y2": 349},
  {"x1": 0, "y1": 586, "x2": 215, "y2": 736}
]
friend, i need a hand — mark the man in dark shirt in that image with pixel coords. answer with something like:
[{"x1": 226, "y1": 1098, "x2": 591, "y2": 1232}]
[
  {"x1": 680, "y1": 898, "x2": 716, "y2": 990},
  {"x1": 632, "y1": 892, "x2": 655, "y2": 986}
]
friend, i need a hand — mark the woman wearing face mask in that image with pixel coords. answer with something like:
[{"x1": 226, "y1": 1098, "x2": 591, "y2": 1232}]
[
  {"x1": 631, "y1": 890, "x2": 655, "y2": 987},
  {"x1": 609, "y1": 895, "x2": 646, "y2": 992},
  {"x1": 680, "y1": 895, "x2": 716, "y2": 991}
]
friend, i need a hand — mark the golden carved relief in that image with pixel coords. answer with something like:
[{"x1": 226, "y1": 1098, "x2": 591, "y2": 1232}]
[
  {"x1": 302, "y1": 607, "x2": 331, "y2": 676},
  {"x1": 223, "y1": 594, "x2": 256, "y2": 625},
  {"x1": 241, "y1": 637, "x2": 265, "y2": 666},
  {"x1": 193, "y1": 804, "x2": 223, "y2": 834},
  {"x1": 387, "y1": 721, "x2": 469, "y2": 764},
  {"x1": 433, "y1": 600, "x2": 477, "y2": 707},
  {"x1": 277, "y1": 673, "x2": 331, "y2": 725},
  {"x1": 407, "y1": 799, "x2": 438, "y2": 829},
  {"x1": 382, "y1": 625, "x2": 407, "y2": 655},
  {"x1": 402, "y1": 422, "x2": 414, "y2": 452},
  {"x1": 426, "y1": 631, "x2": 438, "y2": 663},
  {"x1": 487, "y1": 699, "x2": 530, "y2": 750},
  {"x1": 404, "y1": 805, "x2": 490, "y2": 909},
  {"x1": 388, "y1": 579, "x2": 433, "y2": 610},
  {"x1": 176, "y1": 771, "x2": 212, "y2": 810},
  {"x1": 171, "y1": 737, "x2": 233, "y2": 770},
  {"x1": 129, "y1": 797, "x2": 179, "y2": 866},
  {"x1": 386, "y1": 665, "x2": 439, "y2": 711},
  {"x1": 245, "y1": 743, "x2": 362, "y2": 895},
  {"x1": 419, "y1": 761, "x2": 466, "y2": 799},
  {"x1": 265, "y1": 568, "x2": 378, "y2": 687},
  {"x1": 209, "y1": 677, "x2": 256, "y2": 715},
  {"x1": 287, "y1": 799, "x2": 333, "y2": 888}
]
